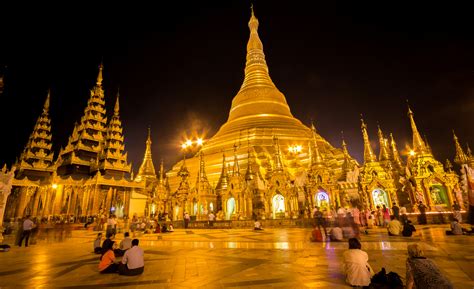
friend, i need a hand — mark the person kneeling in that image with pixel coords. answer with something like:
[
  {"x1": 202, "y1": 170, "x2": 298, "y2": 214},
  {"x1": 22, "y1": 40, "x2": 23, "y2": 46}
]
[
  {"x1": 119, "y1": 239, "x2": 144, "y2": 276},
  {"x1": 446, "y1": 218, "x2": 464, "y2": 235}
]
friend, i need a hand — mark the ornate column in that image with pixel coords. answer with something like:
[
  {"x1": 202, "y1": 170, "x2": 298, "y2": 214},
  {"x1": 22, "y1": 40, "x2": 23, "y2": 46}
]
[{"x1": 0, "y1": 166, "x2": 15, "y2": 242}]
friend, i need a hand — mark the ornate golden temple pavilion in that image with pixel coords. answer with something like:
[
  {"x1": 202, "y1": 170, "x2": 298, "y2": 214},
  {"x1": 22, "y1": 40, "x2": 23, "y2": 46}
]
[{"x1": 1, "y1": 7, "x2": 473, "y2": 224}]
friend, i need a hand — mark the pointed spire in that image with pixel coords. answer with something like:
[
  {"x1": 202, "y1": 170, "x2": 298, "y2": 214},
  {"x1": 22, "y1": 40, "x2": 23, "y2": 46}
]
[
  {"x1": 407, "y1": 104, "x2": 427, "y2": 154},
  {"x1": 361, "y1": 117, "x2": 376, "y2": 163},
  {"x1": 453, "y1": 130, "x2": 468, "y2": 165},
  {"x1": 310, "y1": 122, "x2": 324, "y2": 167},
  {"x1": 377, "y1": 125, "x2": 390, "y2": 162},
  {"x1": 445, "y1": 159, "x2": 453, "y2": 172},
  {"x1": 96, "y1": 61, "x2": 104, "y2": 86},
  {"x1": 43, "y1": 89, "x2": 51, "y2": 113},
  {"x1": 137, "y1": 127, "x2": 157, "y2": 180},
  {"x1": 158, "y1": 159, "x2": 165, "y2": 184},
  {"x1": 216, "y1": 153, "x2": 229, "y2": 191},
  {"x1": 272, "y1": 135, "x2": 284, "y2": 172},
  {"x1": 114, "y1": 89, "x2": 120, "y2": 116},
  {"x1": 389, "y1": 133, "x2": 402, "y2": 168},
  {"x1": 467, "y1": 143, "x2": 472, "y2": 158},
  {"x1": 245, "y1": 143, "x2": 256, "y2": 181},
  {"x1": 232, "y1": 144, "x2": 240, "y2": 176},
  {"x1": 198, "y1": 151, "x2": 208, "y2": 182},
  {"x1": 341, "y1": 133, "x2": 354, "y2": 173},
  {"x1": 424, "y1": 134, "x2": 432, "y2": 154}
]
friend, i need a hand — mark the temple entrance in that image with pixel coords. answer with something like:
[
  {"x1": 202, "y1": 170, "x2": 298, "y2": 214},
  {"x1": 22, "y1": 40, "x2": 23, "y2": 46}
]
[
  {"x1": 272, "y1": 193, "x2": 285, "y2": 219},
  {"x1": 226, "y1": 197, "x2": 235, "y2": 220},
  {"x1": 429, "y1": 184, "x2": 449, "y2": 206},
  {"x1": 315, "y1": 191, "x2": 330, "y2": 210},
  {"x1": 372, "y1": 188, "x2": 389, "y2": 208}
]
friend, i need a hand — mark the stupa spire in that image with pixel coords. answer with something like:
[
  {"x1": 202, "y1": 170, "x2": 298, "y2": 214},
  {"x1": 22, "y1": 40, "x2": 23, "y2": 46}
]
[
  {"x1": 198, "y1": 151, "x2": 208, "y2": 182},
  {"x1": 310, "y1": 122, "x2": 324, "y2": 167},
  {"x1": 96, "y1": 61, "x2": 104, "y2": 86},
  {"x1": 232, "y1": 144, "x2": 240, "y2": 176},
  {"x1": 341, "y1": 136, "x2": 353, "y2": 173},
  {"x1": 43, "y1": 89, "x2": 50, "y2": 113},
  {"x1": 137, "y1": 127, "x2": 157, "y2": 181},
  {"x1": 389, "y1": 133, "x2": 402, "y2": 168},
  {"x1": 453, "y1": 131, "x2": 468, "y2": 165},
  {"x1": 272, "y1": 136, "x2": 284, "y2": 172},
  {"x1": 407, "y1": 105, "x2": 427, "y2": 154},
  {"x1": 361, "y1": 117, "x2": 376, "y2": 163},
  {"x1": 216, "y1": 153, "x2": 229, "y2": 191},
  {"x1": 114, "y1": 89, "x2": 120, "y2": 116},
  {"x1": 377, "y1": 125, "x2": 390, "y2": 162},
  {"x1": 158, "y1": 159, "x2": 165, "y2": 184}
]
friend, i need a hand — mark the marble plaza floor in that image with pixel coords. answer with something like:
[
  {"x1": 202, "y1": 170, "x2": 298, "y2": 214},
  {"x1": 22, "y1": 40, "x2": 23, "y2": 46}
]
[{"x1": 0, "y1": 225, "x2": 473, "y2": 289}]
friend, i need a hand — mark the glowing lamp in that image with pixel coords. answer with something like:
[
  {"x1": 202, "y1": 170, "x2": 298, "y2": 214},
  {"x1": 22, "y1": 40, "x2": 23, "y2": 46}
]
[
  {"x1": 185, "y1": 139, "x2": 193, "y2": 147},
  {"x1": 409, "y1": 150, "x2": 416, "y2": 156},
  {"x1": 196, "y1": 138, "x2": 203, "y2": 146},
  {"x1": 52, "y1": 183, "x2": 58, "y2": 189}
]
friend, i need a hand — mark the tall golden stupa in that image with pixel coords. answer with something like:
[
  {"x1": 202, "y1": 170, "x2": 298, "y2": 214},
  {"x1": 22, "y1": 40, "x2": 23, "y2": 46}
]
[{"x1": 166, "y1": 7, "x2": 352, "y2": 219}]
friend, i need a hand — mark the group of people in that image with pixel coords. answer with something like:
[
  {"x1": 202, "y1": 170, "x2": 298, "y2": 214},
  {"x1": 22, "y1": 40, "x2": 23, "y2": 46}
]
[
  {"x1": 94, "y1": 231, "x2": 144, "y2": 276},
  {"x1": 342, "y1": 238, "x2": 453, "y2": 288}
]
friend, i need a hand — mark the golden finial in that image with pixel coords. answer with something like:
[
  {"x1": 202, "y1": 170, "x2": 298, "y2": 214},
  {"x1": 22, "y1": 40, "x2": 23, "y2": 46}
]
[
  {"x1": 43, "y1": 89, "x2": 51, "y2": 113},
  {"x1": 406, "y1": 103, "x2": 427, "y2": 154},
  {"x1": 96, "y1": 61, "x2": 104, "y2": 86},
  {"x1": 114, "y1": 88, "x2": 120, "y2": 116},
  {"x1": 360, "y1": 116, "x2": 376, "y2": 163},
  {"x1": 453, "y1": 130, "x2": 468, "y2": 165}
]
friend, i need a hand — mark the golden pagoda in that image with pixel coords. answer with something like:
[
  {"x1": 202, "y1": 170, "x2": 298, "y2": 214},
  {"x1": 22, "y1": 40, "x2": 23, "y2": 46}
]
[{"x1": 167, "y1": 7, "x2": 353, "y2": 220}]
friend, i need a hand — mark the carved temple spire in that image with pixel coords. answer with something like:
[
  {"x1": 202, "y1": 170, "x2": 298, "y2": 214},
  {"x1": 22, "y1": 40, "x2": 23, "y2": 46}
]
[
  {"x1": 377, "y1": 125, "x2": 390, "y2": 162},
  {"x1": 407, "y1": 105, "x2": 427, "y2": 154},
  {"x1": 57, "y1": 63, "x2": 107, "y2": 172},
  {"x1": 272, "y1": 136, "x2": 284, "y2": 172},
  {"x1": 310, "y1": 122, "x2": 324, "y2": 167},
  {"x1": 158, "y1": 159, "x2": 165, "y2": 185},
  {"x1": 198, "y1": 151, "x2": 208, "y2": 183},
  {"x1": 215, "y1": 153, "x2": 229, "y2": 191},
  {"x1": 361, "y1": 118, "x2": 376, "y2": 163},
  {"x1": 232, "y1": 144, "x2": 241, "y2": 176},
  {"x1": 453, "y1": 131, "x2": 468, "y2": 165},
  {"x1": 96, "y1": 61, "x2": 104, "y2": 86},
  {"x1": 98, "y1": 90, "x2": 131, "y2": 174},
  {"x1": 341, "y1": 136, "x2": 354, "y2": 174},
  {"x1": 467, "y1": 143, "x2": 472, "y2": 158},
  {"x1": 136, "y1": 127, "x2": 157, "y2": 182},
  {"x1": 18, "y1": 90, "x2": 55, "y2": 174},
  {"x1": 389, "y1": 133, "x2": 403, "y2": 168}
]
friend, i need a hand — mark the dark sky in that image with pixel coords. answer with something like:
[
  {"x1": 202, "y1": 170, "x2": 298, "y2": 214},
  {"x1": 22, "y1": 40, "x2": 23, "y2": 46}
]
[{"x1": 1, "y1": 1, "x2": 473, "y2": 171}]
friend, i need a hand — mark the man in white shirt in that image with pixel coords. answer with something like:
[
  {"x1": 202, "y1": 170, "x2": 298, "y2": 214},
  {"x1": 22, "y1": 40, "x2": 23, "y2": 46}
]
[
  {"x1": 119, "y1": 239, "x2": 144, "y2": 276},
  {"x1": 18, "y1": 216, "x2": 35, "y2": 247}
]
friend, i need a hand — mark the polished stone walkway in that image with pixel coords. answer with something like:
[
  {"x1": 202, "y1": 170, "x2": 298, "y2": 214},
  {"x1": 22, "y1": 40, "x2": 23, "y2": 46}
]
[{"x1": 0, "y1": 225, "x2": 473, "y2": 288}]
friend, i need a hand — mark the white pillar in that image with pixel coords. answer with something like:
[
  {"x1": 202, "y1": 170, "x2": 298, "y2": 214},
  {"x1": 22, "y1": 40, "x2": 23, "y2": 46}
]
[{"x1": 0, "y1": 166, "x2": 15, "y2": 243}]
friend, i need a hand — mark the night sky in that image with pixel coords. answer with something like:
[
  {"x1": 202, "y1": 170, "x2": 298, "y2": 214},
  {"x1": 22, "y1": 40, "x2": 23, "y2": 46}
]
[{"x1": 1, "y1": 1, "x2": 473, "y2": 171}]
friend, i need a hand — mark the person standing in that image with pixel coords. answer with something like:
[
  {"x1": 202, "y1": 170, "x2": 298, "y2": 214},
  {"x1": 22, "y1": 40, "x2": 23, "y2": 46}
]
[
  {"x1": 183, "y1": 212, "x2": 190, "y2": 229},
  {"x1": 208, "y1": 211, "x2": 215, "y2": 227},
  {"x1": 391, "y1": 202, "x2": 400, "y2": 219},
  {"x1": 375, "y1": 206, "x2": 383, "y2": 227},
  {"x1": 417, "y1": 202, "x2": 427, "y2": 225},
  {"x1": 313, "y1": 207, "x2": 327, "y2": 238},
  {"x1": 452, "y1": 201, "x2": 462, "y2": 223},
  {"x1": 382, "y1": 205, "x2": 391, "y2": 227},
  {"x1": 18, "y1": 215, "x2": 35, "y2": 247}
]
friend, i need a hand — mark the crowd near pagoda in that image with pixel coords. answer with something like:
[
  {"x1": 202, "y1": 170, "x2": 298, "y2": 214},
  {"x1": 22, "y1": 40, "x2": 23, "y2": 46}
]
[{"x1": 1, "y1": 8, "x2": 473, "y2": 224}]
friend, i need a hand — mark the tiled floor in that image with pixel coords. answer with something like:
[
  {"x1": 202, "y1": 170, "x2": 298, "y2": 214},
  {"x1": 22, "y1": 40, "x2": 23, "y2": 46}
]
[{"x1": 0, "y1": 225, "x2": 473, "y2": 288}]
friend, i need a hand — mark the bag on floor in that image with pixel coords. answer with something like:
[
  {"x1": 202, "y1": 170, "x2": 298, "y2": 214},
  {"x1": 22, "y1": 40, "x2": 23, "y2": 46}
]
[{"x1": 369, "y1": 267, "x2": 403, "y2": 289}]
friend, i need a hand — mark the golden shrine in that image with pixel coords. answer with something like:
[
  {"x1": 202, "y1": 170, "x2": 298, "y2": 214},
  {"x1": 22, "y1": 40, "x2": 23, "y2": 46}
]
[{"x1": 0, "y1": 7, "x2": 472, "y2": 224}]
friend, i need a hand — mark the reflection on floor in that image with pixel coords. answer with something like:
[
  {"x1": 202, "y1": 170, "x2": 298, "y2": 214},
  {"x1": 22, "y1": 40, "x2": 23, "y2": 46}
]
[{"x1": 0, "y1": 225, "x2": 473, "y2": 288}]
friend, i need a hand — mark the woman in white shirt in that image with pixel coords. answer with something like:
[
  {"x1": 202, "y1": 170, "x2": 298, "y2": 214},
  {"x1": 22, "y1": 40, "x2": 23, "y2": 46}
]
[{"x1": 342, "y1": 238, "x2": 373, "y2": 287}]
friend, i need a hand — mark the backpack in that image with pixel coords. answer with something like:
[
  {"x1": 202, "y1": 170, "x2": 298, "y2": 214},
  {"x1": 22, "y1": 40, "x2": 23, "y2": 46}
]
[{"x1": 369, "y1": 267, "x2": 403, "y2": 289}]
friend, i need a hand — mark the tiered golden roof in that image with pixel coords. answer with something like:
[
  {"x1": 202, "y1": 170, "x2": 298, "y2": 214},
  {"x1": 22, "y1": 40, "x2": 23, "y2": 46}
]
[{"x1": 17, "y1": 91, "x2": 55, "y2": 174}]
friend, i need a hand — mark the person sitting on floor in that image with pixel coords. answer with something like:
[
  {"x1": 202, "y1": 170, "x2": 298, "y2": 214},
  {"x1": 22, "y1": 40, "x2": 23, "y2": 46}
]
[
  {"x1": 329, "y1": 226, "x2": 343, "y2": 241},
  {"x1": 98, "y1": 240, "x2": 118, "y2": 274},
  {"x1": 310, "y1": 225, "x2": 323, "y2": 242},
  {"x1": 0, "y1": 244, "x2": 11, "y2": 252},
  {"x1": 101, "y1": 232, "x2": 114, "y2": 254},
  {"x1": 254, "y1": 220, "x2": 263, "y2": 230},
  {"x1": 168, "y1": 224, "x2": 174, "y2": 232},
  {"x1": 342, "y1": 238, "x2": 374, "y2": 287},
  {"x1": 119, "y1": 239, "x2": 144, "y2": 276},
  {"x1": 406, "y1": 243, "x2": 453, "y2": 289},
  {"x1": 446, "y1": 218, "x2": 463, "y2": 235},
  {"x1": 114, "y1": 232, "x2": 132, "y2": 256},
  {"x1": 402, "y1": 220, "x2": 417, "y2": 237},
  {"x1": 93, "y1": 233, "x2": 103, "y2": 254},
  {"x1": 161, "y1": 223, "x2": 169, "y2": 233},
  {"x1": 387, "y1": 215, "x2": 402, "y2": 236}
]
